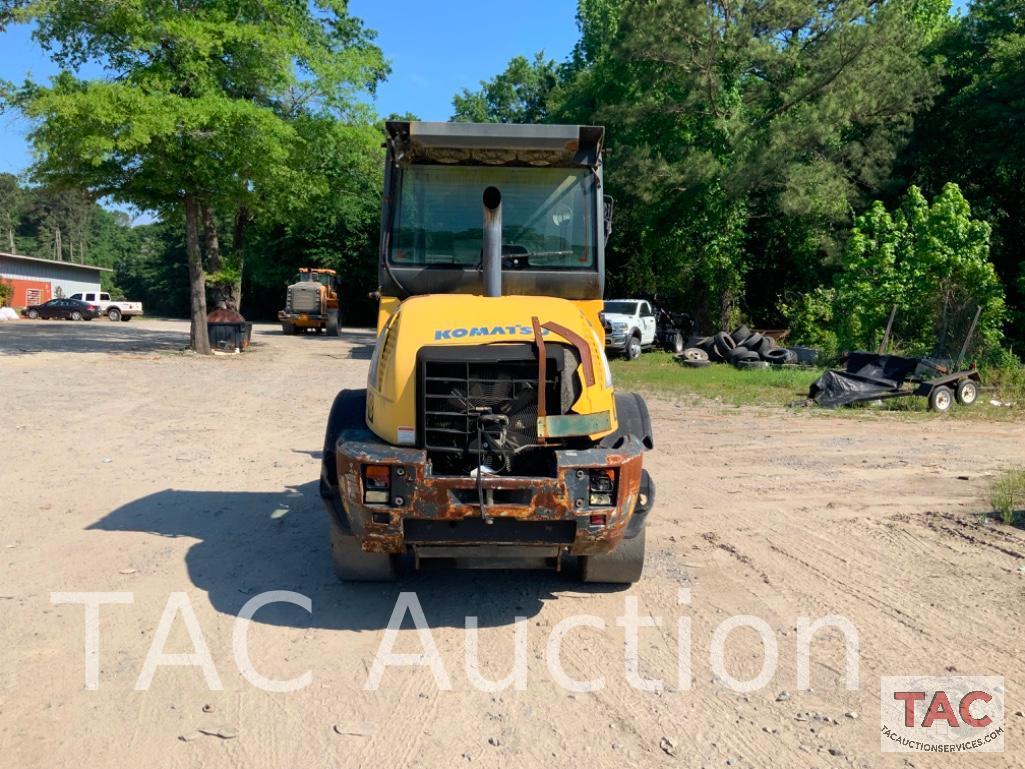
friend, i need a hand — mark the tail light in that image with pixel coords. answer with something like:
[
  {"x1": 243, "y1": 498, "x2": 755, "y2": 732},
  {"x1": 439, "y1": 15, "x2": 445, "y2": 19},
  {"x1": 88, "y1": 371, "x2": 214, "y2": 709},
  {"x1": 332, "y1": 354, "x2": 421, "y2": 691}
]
[
  {"x1": 363, "y1": 465, "x2": 391, "y2": 504},
  {"x1": 588, "y1": 468, "x2": 617, "y2": 506}
]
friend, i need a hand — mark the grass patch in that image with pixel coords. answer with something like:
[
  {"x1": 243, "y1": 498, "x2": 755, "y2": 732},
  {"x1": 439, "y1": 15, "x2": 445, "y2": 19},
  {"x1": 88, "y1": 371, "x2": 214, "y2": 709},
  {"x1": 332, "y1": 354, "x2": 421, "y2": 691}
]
[
  {"x1": 610, "y1": 352, "x2": 821, "y2": 407},
  {"x1": 610, "y1": 351, "x2": 1024, "y2": 418},
  {"x1": 991, "y1": 469, "x2": 1025, "y2": 526}
]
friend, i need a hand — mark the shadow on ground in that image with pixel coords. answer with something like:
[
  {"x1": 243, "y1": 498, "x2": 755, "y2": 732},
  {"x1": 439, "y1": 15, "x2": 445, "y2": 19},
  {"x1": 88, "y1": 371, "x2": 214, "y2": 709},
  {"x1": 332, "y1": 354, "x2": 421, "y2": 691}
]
[
  {"x1": 0, "y1": 320, "x2": 188, "y2": 355},
  {"x1": 89, "y1": 479, "x2": 616, "y2": 631},
  {"x1": 252, "y1": 325, "x2": 375, "y2": 359}
]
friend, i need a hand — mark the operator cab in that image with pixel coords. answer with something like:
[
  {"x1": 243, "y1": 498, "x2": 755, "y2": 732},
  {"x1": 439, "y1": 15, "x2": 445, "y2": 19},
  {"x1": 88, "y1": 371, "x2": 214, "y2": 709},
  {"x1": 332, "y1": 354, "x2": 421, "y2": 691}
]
[{"x1": 379, "y1": 121, "x2": 608, "y2": 301}]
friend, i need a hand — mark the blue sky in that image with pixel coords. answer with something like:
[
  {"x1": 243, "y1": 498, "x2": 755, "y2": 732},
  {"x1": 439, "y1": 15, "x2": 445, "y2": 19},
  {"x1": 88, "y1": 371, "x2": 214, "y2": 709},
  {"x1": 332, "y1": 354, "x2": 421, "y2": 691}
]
[{"x1": 0, "y1": 1, "x2": 581, "y2": 176}]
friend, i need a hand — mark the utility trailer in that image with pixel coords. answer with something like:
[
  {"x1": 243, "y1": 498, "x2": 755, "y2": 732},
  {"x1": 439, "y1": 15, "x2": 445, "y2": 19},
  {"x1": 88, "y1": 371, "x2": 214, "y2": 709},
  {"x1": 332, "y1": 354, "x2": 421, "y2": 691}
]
[{"x1": 809, "y1": 306, "x2": 983, "y2": 411}]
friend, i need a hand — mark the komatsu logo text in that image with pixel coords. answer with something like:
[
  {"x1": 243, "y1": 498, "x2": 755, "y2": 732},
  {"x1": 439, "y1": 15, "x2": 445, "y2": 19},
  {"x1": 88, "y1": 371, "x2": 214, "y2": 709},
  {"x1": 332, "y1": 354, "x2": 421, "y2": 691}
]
[{"x1": 434, "y1": 325, "x2": 551, "y2": 341}]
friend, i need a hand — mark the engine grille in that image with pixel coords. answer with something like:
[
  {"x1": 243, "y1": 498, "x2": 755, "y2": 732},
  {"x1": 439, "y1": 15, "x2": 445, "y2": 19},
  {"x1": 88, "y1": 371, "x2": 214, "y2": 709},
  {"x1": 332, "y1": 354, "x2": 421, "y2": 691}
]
[
  {"x1": 288, "y1": 285, "x2": 322, "y2": 313},
  {"x1": 418, "y1": 345, "x2": 573, "y2": 463}
]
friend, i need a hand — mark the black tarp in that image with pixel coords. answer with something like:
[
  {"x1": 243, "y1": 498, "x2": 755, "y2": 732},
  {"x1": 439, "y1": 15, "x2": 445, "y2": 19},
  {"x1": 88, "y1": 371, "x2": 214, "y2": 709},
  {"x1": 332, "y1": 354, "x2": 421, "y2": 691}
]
[{"x1": 808, "y1": 353, "x2": 945, "y2": 407}]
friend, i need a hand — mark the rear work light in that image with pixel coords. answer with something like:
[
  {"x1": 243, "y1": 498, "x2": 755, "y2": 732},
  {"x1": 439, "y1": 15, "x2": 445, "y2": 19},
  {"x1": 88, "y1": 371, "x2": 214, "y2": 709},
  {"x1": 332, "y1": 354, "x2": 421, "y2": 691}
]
[
  {"x1": 588, "y1": 468, "x2": 617, "y2": 507},
  {"x1": 363, "y1": 465, "x2": 391, "y2": 505}
]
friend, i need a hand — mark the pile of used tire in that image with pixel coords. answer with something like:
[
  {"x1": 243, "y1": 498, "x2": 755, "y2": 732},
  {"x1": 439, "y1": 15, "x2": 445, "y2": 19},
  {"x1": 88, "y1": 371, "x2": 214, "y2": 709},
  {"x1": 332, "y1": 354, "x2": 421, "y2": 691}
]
[{"x1": 679, "y1": 325, "x2": 799, "y2": 369}]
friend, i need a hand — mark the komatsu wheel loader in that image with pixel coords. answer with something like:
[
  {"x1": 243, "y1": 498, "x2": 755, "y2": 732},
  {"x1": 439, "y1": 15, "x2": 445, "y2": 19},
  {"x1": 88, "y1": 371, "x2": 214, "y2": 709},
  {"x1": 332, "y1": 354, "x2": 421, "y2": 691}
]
[{"x1": 319, "y1": 121, "x2": 655, "y2": 583}]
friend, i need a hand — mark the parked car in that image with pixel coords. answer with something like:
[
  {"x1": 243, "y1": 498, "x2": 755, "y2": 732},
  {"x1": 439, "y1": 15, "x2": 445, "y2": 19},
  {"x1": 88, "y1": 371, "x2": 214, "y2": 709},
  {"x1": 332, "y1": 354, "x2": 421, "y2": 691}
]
[
  {"x1": 22, "y1": 298, "x2": 101, "y2": 321},
  {"x1": 68, "y1": 291, "x2": 143, "y2": 321},
  {"x1": 600, "y1": 299, "x2": 659, "y2": 360}
]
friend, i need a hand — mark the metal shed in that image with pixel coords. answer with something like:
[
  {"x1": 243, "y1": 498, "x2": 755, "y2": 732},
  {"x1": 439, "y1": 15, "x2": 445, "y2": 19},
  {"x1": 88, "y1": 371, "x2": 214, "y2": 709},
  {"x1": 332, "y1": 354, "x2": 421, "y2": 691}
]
[{"x1": 0, "y1": 252, "x2": 112, "y2": 308}]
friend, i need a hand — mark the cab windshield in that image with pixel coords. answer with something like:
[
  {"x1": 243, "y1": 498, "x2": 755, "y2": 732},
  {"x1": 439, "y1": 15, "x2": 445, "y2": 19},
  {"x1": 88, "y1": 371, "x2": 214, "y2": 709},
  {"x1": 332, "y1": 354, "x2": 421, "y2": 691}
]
[
  {"x1": 604, "y1": 301, "x2": 638, "y2": 316},
  {"x1": 296, "y1": 272, "x2": 334, "y2": 287},
  {"x1": 389, "y1": 165, "x2": 597, "y2": 269}
]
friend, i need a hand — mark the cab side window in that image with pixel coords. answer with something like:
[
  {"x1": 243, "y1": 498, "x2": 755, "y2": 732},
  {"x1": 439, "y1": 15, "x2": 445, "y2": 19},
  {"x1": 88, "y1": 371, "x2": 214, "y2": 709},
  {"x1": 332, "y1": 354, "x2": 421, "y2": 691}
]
[
  {"x1": 100, "y1": 293, "x2": 110, "y2": 301},
  {"x1": 71, "y1": 293, "x2": 82, "y2": 300}
]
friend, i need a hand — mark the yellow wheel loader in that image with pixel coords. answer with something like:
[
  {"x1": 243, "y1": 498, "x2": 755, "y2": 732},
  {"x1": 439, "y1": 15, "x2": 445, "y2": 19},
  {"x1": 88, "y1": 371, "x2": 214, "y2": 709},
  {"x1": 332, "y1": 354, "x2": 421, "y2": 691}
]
[
  {"x1": 278, "y1": 268, "x2": 340, "y2": 335},
  {"x1": 319, "y1": 121, "x2": 655, "y2": 583}
]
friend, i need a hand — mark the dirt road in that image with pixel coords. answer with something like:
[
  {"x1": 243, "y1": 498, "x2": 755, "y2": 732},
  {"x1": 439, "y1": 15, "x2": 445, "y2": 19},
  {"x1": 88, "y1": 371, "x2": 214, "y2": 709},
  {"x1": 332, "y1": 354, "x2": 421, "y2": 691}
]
[{"x1": 2, "y1": 319, "x2": 1023, "y2": 768}]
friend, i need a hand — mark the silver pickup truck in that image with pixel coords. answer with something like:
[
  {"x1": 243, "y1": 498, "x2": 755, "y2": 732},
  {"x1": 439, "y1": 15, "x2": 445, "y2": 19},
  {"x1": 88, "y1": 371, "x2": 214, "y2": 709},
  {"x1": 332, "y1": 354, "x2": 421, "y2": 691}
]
[{"x1": 69, "y1": 291, "x2": 144, "y2": 322}]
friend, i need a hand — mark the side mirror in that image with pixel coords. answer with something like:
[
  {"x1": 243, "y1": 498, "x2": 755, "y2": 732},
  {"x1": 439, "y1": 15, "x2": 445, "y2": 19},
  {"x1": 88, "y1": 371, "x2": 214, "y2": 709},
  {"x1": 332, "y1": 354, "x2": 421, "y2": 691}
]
[{"x1": 603, "y1": 195, "x2": 615, "y2": 246}]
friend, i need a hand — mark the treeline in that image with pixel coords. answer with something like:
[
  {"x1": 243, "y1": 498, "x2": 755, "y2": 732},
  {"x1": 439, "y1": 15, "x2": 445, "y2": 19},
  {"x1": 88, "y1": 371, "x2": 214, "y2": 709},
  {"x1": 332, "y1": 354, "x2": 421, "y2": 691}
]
[
  {"x1": 2, "y1": 0, "x2": 1021, "y2": 359},
  {"x1": 454, "y1": 0, "x2": 1024, "y2": 360}
]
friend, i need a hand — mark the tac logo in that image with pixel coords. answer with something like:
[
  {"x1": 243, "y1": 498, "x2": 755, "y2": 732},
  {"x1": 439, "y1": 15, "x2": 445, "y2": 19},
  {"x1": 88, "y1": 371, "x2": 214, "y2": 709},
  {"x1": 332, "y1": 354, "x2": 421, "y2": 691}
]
[{"x1": 880, "y1": 676, "x2": 1005, "y2": 753}]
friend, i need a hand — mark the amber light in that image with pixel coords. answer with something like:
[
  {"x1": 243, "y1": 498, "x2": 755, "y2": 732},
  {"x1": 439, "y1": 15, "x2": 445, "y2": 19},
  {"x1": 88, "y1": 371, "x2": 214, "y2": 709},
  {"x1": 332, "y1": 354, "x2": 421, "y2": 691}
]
[{"x1": 363, "y1": 465, "x2": 391, "y2": 505}]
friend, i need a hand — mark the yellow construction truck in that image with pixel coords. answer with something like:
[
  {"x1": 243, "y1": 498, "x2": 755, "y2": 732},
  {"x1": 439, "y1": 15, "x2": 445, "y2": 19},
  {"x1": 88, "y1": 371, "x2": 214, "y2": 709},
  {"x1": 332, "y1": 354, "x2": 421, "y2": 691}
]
[
  {"x1": 278, "y1": 267, "x2": 340, "y2": 335},
  {"x1": 319, "y1": 121, "x2": 655, "y2": 583}
]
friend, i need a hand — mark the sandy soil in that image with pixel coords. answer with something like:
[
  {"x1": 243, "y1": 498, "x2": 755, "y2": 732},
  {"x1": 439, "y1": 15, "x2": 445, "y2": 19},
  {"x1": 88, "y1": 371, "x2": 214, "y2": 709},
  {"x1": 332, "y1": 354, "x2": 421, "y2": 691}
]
[{"x1": 1, "y1": 318, "x2": 1023, "y2": 769}]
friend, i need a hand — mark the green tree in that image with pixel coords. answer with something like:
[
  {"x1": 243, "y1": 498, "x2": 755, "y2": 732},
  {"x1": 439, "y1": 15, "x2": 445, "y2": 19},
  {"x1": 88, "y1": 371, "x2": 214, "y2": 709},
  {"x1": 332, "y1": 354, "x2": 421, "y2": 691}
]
[
  {"x1": 3, "y1": 0, "x2": 387, "y2": 352},
  {"x1": 788, "y1": 184, "x2": 1006, "y2": 358},
  {"x1": 900, "y1": 0, "x2": 1025, "y2": 340},
  {"x1": 0, "y1": 173, "x2": 22, "y2": 253},
  {"x1": 452, "y1": 52, "x2": 560, "y2": 123},
  {"x1": 572, "y1": 0, "x2": 945, "y2": 328}
]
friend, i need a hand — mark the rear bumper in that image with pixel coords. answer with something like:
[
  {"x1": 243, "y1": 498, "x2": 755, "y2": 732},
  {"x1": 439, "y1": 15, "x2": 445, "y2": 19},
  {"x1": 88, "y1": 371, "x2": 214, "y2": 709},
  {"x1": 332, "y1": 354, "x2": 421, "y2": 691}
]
[{"x1": 323, "y1": 429, "x2": 650, "y2": 556}]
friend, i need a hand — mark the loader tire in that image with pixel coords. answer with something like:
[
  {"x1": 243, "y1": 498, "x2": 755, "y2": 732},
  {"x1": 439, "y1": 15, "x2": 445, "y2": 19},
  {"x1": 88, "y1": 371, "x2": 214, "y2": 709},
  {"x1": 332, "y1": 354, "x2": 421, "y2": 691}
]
[
  {"x1": 330, "y1": 524, "x2": 397, "y2": 582},
  {"x1": 580, "y1": 527, "x2": 646, "y2": 584},
  {"x1": 327, "y1": 309, "x2": 340, "y2": 337}
]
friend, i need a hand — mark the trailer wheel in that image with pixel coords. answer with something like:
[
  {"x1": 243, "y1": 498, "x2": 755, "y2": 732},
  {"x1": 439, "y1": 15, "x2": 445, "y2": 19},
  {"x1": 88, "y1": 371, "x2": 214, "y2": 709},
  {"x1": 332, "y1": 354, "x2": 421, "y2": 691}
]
[
  {"x1": 955, "y1": 379, "x2": 978, "y2": 406},
  {"x1": 330, "y1": 524, "x2": 397, "y2": 582},
  {"x1": 580, "y1": 528, "x2": 645, "y2": 584},
  {"x1": 929, "y1": 385, "x2": 953, "y2": 412},
  {"x1": 663, "y1": 330, "x2": 684, "y2": 354}
]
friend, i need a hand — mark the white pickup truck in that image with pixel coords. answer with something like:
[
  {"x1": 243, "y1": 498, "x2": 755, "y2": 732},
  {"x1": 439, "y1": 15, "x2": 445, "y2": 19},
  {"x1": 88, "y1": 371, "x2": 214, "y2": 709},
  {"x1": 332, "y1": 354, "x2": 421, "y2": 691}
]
[
  {"x1": 69, "y1": 291, "x2": 144, "y2": 322},
  {"x1": 601, "y1": 299, "x2": 658, "y2": 360}
]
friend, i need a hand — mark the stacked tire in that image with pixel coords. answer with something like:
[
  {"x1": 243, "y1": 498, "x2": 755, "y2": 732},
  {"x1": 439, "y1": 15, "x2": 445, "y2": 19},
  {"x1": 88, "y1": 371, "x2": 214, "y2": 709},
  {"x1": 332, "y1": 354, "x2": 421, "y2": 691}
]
[{"x1": 682, "y1": 326, "x2": 799, "y2": 368}]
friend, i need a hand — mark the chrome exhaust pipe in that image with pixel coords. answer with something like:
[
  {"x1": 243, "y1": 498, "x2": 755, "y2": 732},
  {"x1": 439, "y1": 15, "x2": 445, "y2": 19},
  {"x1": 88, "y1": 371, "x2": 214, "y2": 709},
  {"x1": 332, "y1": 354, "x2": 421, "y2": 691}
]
[{"x1": 482, "y1": 186, "x2": 502, "y2": 297}]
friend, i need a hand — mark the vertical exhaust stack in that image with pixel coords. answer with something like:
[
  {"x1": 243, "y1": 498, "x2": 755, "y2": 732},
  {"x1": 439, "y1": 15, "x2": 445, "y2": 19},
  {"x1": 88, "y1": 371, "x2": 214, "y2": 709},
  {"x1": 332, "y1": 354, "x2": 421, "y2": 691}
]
[{"x1": 482, "y1": 186, "x2": 502, "y2": 297}]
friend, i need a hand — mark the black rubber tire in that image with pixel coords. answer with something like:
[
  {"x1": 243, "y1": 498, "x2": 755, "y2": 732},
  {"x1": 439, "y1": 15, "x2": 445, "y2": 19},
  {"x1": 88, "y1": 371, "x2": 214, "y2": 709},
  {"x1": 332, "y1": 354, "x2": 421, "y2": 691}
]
[
  {"x1": 600, "y1": 391, "x2": 654, "y2": 450},
  {"x1": 731, "y1": 325, "x2": 752, "y2": 345},
  {"x1": 762, "y1": 347, "x2": 790, "y2": 364},
  {"x1": 580, "y1": 527, "x2": 646, "y2": 584},
  {"x1": 664, "y1": 330, "x2": 684, "y2": 354},
  {"x1": 726, "y1": 346, "x2": 759, "y2": 363},
  {"x1": 694, "y1": 336, "x2": 715, "y2": 352},
  {"x1": 929, "y1": 385, "x2": 953, "y2": 412},
  {"x1": 735, "y1": 359, "x2": 769, "y2": 370},
  {"x1": 107, "y1": 308, "x2": 121, "y2": 322},
  {"x1": 70, "y1": 311, "x2": 82, "y2": 321},
  {"x1": 684, "y1": 359, "x2": 711, "y2": 368},
  {"x1": 329, "y1": 523, "x2": 397, "y2": 582},
  {"x1": 121, "y1": 316, "x2": 131, "y2": 322},
  {"x1": 322, "y1": 389, "x2": 367, "y2": 492},
  {"x1": 281, "y1": 322, "x2": 294, "y2": 335},
  {"x1": 955, "y1": 379, "x2": 978, "y2": 406},
  {"x1": 84, "y1": 316, "x2": 93, "y2": 321},
  {"x1": 327, "y1": 309, "x2": 340, "y2": 337},
  {"x1": 754, "y1": 336, "x2": 775, "y2": 356},
  {"x1": 682, "y1": 347, "x2": 709, "y2": 362},
  {"x1": 742, "y1": 332, "x2": 763, "y2": 351},
  {"x1": 27, "y1": 309, "x2": 38, "y2": 319},
  {"x1": 712, "y1": 331, "x2": 736, "y2": 360},
  {"x1": 624, "y1": 333, "x2": 642, "y2": 360}
]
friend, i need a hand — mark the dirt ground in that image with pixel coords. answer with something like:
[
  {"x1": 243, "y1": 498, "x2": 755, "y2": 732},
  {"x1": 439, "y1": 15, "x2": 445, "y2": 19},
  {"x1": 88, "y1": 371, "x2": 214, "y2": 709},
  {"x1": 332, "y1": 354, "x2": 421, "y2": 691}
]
[{"x1": 1, "y1": 318, "x2": 1023, "y2": 769}]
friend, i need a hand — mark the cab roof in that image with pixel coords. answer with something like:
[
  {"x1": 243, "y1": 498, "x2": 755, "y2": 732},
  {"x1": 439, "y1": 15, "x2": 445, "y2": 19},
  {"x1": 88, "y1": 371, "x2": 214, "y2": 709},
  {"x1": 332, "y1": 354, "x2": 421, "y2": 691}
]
[{"x1": 385, "y1": 121, "x2": 604, "y2": 168}]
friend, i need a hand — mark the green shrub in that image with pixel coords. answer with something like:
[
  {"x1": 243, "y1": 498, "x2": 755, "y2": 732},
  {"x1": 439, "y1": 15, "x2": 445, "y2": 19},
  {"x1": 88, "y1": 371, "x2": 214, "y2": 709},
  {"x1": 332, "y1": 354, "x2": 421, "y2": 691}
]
[
  {"x1": 785, "y1": 184, "x2": 1007, "y2": 361},
  {"x1": 991, "y1": 469, "x2": 1025, "y2": 526}
]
